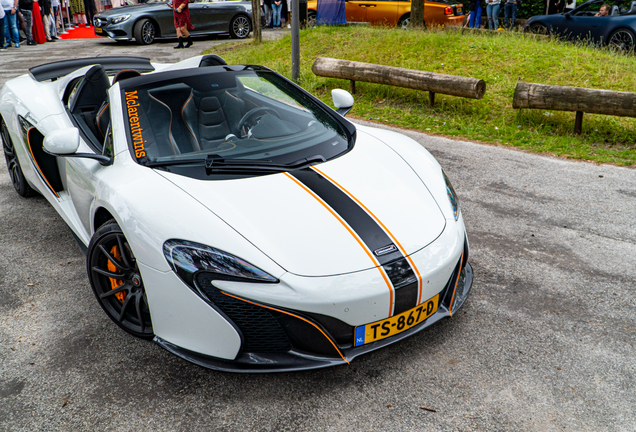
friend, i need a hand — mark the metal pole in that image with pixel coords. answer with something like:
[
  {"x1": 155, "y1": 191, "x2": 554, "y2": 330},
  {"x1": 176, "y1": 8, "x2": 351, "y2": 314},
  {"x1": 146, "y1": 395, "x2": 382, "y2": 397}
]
[{"x1": 291, "y1": 0, "x2": 300, "y2": 82}]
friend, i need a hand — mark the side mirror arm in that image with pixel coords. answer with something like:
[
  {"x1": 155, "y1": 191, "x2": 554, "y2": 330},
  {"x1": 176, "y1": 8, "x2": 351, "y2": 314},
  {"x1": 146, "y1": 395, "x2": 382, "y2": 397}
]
[
  {"x1": 44, "y1": 150, "x2": 113, "y2": 166},
  {"x1": 336, "y1": 107, "x2": 353, "y2": 117}
]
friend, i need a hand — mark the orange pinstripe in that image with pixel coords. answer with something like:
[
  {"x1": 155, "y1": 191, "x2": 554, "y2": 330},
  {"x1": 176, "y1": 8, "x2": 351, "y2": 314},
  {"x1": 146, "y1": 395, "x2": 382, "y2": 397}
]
[
  {"x1": 221, "y1": 291, "x2": 350, "y2": 364},
  {"x1": 284, "y1": 172, "x2": 395, "y2": 316},
  {"x1": 447, "y1": 249, "x2": 464, "y2": 317},
  {"x1": 311, "y1": 166, "x2": 424, "y2": 305}
]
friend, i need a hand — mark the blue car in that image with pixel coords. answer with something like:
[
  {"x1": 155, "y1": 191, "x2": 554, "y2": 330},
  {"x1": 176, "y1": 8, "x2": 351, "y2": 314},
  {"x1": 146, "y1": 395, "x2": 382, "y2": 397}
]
[{"x1": 523, "y1": 0, "x2": 636, "y2": 52}]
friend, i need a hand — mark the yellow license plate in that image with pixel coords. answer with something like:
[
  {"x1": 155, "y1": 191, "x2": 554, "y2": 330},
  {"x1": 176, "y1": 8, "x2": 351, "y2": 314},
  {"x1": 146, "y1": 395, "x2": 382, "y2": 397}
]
[
  {"x1": 95, "y1": 27, "x2": 103, "y2": 34},
  {"x1": 354, "y1": 294, "x2": 439, "y2": 346}
]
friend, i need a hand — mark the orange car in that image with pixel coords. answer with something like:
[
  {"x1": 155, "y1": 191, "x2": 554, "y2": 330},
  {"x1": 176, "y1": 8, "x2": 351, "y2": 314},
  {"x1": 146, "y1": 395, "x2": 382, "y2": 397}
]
[{"x1": 307, "y1": 0, "x2": 464, "y2": 28}]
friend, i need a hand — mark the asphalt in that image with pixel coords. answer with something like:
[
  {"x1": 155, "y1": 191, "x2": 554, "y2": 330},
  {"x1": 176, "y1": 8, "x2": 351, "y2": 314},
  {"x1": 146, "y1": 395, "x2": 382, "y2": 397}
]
[{"x1": 1, "y1": 34, "x2": 635, "y2": 432}]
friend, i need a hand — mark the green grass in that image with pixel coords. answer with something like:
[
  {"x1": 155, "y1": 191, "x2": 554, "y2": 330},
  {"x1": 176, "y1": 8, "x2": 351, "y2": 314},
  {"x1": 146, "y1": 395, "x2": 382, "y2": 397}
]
[{"x1": 205, "y1": 27, "x2": 636, "y2": 166}]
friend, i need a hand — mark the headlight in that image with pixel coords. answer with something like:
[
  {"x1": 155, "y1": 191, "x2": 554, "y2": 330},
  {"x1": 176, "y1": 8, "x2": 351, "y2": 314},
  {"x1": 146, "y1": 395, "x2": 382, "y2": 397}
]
[
  {"x1": 110, "y1": 14, "x2": 131, "y2": 24},
  {"x1": 443, "y1": 170, "x2": 459, "y2": 221},
  {"x1": 163, "y1": 240, "x2": 278, "y2": 289}
]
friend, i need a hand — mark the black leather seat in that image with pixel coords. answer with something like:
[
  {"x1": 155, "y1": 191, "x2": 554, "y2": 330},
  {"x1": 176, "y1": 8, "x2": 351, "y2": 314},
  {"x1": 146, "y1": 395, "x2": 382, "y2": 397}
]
[
  {"x1": 70, "y1": 65, "x2": 110, "y2": 145},
  {"x1": 181, "y1": 89, "x2": 247, "y2": 151}
]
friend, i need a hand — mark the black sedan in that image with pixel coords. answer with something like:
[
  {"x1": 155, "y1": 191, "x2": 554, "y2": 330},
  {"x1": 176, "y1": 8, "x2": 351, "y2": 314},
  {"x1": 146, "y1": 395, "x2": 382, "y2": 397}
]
[
  {"x1": 524, "y1": 0, "x2": 636, "y2": 52},
  {"x1": 93, "y1": 0, "x2": 253, "y2": 45}
]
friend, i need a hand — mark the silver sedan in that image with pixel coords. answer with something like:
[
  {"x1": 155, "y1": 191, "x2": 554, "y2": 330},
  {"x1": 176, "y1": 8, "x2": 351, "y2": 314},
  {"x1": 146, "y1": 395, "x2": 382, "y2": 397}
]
[{"x1": 93, "y1": 0, "x2": 253, "y2": 44}]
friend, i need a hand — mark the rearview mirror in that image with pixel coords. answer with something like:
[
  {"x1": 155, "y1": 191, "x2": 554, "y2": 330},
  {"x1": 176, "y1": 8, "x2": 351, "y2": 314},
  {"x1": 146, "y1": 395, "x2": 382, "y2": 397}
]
[
  {"x1": 43, "y1": 128, "x2": 80, "y2": 155},
  {"x1": 332, "y1": 89, "x2": 354, "y2": 117}
]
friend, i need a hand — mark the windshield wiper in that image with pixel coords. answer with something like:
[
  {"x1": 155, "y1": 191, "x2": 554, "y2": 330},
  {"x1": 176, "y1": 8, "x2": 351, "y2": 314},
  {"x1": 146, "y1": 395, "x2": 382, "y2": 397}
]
[
  {"x1": 142, "y1": 154, "x2": 326, "y2": 173},
  {"x1": 204, "y1": 154, "x2": 325, "y2": 175}
]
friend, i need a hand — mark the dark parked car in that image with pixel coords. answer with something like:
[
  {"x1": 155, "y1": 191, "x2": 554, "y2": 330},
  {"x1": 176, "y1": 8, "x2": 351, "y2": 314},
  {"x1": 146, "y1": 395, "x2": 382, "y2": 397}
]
[
  {"x1": 524, "y1": 0, "x2": 636, "y2": 52},
  {"x1": 93, "y1": 0, "x2": 253, "y2": 45}
]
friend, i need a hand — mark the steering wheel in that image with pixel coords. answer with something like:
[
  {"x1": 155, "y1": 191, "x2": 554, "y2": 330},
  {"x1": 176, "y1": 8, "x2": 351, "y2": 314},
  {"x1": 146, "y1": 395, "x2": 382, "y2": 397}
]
[{"x1": 237, "y1": 107, "x2": 281, "y2": 137}]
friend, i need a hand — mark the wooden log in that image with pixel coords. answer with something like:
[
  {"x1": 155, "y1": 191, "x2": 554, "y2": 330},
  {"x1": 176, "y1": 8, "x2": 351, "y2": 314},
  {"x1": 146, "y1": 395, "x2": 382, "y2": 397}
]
[
  {"x1": 513, "y1": 82, "x2": 636, "y2": 117},
  {"x1": 574, "y1": 111, "x2": 584, "y2": 135},
  {"x1": 312, "y1": 57, "x2": 486, "y2": 100}
]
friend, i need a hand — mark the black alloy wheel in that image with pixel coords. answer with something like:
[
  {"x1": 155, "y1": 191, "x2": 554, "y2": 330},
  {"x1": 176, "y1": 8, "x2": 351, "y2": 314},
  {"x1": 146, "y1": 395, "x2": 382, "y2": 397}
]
[
  {"x1": 608, "y1": 29, "x2": 635, "y2": 54},
  {"x1": 87, "y1": 220, "x2": 154, "y2": 338},
  {"x1": 230, "y1": 15, "x2": 251, "y2": 39},
  {"x1": 1, "y1": 118, "x2": 34, "y2": 197},
  {"x1": 529, "y1": 23, "x2": 549, "y2": 35},
  {"x1": 134, "y1": 18, "x2": 156, "y2": 45}
]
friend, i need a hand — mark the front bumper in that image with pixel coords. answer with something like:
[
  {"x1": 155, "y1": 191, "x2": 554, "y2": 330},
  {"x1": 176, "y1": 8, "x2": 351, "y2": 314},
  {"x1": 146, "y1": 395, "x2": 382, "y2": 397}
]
[
  {"x1": 155, "y1": 261, "x2": 473, "y2": 373},
  {"x1": 93, "y1": 17, "x2": 133, "y2": 40}
]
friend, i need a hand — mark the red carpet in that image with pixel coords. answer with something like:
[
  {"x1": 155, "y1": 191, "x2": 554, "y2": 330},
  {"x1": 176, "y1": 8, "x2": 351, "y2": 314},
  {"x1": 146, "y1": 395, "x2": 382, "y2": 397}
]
[{"x1": 60, "y1": 25, "x2": 102, "y2": 40}]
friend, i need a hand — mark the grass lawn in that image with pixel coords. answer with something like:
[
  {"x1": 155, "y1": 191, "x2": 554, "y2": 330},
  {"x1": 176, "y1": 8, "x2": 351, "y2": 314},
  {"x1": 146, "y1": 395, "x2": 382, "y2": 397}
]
[{"x1": 205, "y1": 27, "x2": 636, "y2": 166}]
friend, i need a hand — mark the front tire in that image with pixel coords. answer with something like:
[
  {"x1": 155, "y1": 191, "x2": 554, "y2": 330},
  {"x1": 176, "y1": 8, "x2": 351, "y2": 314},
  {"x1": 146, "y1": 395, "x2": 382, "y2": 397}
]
[
  {"x1": 1, "y1": 118, "x2": 35, "y2": 197},
  {"x1": 230, "y1": 14, "x2": 251, "y2": 39},
  {"x1": 529, "y1": 23, "x2": 549, "y2": 35},
  {"x1": 134, "y1": 18, "x2": 156, "y2": 45},
  {"x1": 608, "y1": 28, "x2": 635, "y2": 53},
  {"x1": 87, "y1": 220, "x2": 154, "y2": 339},
  {"x1": 307, "y1": 11, "x2": 317, "y2": 28},
  {"x1": 398, "y1": 13, "x2": 410, "y2": 30}
]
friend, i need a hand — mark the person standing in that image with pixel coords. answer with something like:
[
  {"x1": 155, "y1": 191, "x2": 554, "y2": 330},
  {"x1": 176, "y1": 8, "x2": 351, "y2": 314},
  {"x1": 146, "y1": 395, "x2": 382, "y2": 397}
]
[
  {"x1": 50, "y1": 0, "x2": 58, "y2": 38},
  {"x1": 82, "y1": 0, "x2": 95, "y2": 26},
  {"x1": 0, "y1": 7, "x2": 5, "y2": 50},
  {"x1": 485, "y1": 0, "x2": 500, "y2": 29},
  {"x1": 2, "y1": 0, "x2": 19, "y2": 47},
  {"x1": 168, "y1": 0, "x2": 193, "y2": 49},
  {"x1": 18, "y1": 0, "x2": 36, "y2": 44},
  {"x1": 263, "y1": 0, "x2": 272, "y2": 28},
  {"x1": 503, "y1": 0, "x2": 519, "y2": 29},
  {"x1": 271, "y1": 0, "x2": 281, "y2": 27},
  {"x1": 468, "y1": 0, "x2": 482, "y2": 28}
]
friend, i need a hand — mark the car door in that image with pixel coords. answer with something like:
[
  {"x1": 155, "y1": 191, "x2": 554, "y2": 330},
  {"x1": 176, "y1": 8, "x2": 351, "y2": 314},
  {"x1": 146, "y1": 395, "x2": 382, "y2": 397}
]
[
  {"x1": 345, "y1": 0, "x2": 368, "y2": 22},
  {"x1": 363, "y1": 0, "x2": 399, "y2": 24},
  {"x1": 188, "y1": 0, "x2": 212, "y2": 33},
  {"x1": 553, "y1": 2, "x2": 607, "y2": 41}
]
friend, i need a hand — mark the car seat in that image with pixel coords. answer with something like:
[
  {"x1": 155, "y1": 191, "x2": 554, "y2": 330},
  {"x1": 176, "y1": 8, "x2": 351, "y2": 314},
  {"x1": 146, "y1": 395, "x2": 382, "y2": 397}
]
[
  {"x1": 610, "y1": 5, "x2": 620, "y2": 15},
  {"x1": 70, "y1": 64, "x2": 110, "y2": 145}
]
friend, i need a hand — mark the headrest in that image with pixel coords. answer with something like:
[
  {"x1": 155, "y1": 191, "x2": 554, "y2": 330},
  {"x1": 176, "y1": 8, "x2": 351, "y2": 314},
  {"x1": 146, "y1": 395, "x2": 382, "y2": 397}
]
[
  {"x1": 200, "y1": 96, "x2": 222, "y2": 111},
  {"x1": 113, "y1": 69, "x2": 142, "y2": 84}
]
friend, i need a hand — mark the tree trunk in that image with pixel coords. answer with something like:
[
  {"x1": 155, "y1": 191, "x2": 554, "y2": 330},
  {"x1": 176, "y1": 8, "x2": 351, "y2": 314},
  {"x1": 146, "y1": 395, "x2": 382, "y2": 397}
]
[
  {"x1": 513, "y1": 82, "x2": 636, "y2": 117},
  {"x1": 411, "y1": 0, "x2": 425, "y2": 29},
  {"x1": 251, "y1": 0, "x2": 262, "y2": 42},
  {"x1": 312, "y1": 57, "x2": 486, "y2": 99}
]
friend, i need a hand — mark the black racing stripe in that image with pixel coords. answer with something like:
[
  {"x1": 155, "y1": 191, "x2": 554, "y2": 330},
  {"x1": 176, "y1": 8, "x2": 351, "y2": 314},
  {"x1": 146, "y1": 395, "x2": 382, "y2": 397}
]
[{"x1": 291, "y1": 169, "x2": 419, "y2": 315}]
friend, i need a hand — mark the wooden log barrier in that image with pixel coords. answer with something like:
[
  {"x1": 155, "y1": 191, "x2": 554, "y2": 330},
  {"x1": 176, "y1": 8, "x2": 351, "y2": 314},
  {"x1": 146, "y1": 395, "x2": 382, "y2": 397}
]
[
  {"x1": 312, "y1": 57, "x2": 486, "y2": 105},
  {"x1": 513, "y1": 82, "x2": 636, "y2": 134}
]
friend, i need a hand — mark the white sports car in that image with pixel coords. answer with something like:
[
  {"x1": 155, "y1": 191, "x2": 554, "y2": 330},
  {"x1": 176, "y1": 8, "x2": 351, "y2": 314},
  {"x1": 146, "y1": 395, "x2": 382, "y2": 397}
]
[{"x1": 0, "y1": 55, "x2": 473, "y2": 372}]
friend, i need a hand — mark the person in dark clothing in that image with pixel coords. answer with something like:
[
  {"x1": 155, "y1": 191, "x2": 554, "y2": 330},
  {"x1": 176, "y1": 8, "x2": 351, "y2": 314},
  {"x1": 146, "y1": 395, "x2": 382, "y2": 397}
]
[
  {"x1": 82, "y1": 0, "x2": 95, "y2": 27},
  {"x1": 546, "y1": 0, "x2": 565, "y2": 14},
  {"x1": 18, "y1": 0, "x2": 35, "y2": 44},
  {"x1": 467, "y1": 0, "x2": 482, "y2": 28},
  {"x1": 263, "y1": 0, "x2": 272, "y2": 28}
]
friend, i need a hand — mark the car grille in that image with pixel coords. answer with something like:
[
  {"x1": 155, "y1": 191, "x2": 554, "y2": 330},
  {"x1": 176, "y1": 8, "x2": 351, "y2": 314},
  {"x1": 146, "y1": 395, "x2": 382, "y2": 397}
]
[
  {"x1": 195, "y1": 274, "x2": 293, "y2": 353},
  {"x1": 94, "y1": 17, "x2": 108, "y2": 28}
]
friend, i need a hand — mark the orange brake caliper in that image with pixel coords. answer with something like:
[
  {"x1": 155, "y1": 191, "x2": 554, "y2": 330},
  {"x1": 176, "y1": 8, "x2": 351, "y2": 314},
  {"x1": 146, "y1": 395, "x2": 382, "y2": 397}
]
[{"x1": 108, "y1": 245, "x2": 127, "y2": 302}]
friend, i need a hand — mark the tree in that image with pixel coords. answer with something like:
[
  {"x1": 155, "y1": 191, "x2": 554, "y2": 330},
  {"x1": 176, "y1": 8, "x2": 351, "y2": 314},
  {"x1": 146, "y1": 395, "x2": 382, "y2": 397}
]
[
  {"x1": 411, "y1": 0, "x2": 425, "y2": 29},
  {"x1": 251, "y1": 0, "x2": 262, "y2": 42}
]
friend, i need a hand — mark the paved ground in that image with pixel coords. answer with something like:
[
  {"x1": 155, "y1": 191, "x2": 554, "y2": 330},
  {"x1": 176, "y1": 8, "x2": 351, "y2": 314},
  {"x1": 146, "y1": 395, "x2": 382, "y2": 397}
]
[{"x1": 1, "y1": 36, "x2": 635, "y2": 432}]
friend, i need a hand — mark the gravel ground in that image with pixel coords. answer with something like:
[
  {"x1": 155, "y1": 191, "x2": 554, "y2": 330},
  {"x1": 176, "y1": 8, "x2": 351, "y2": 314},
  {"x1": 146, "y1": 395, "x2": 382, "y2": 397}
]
[{"x1": 1, "y1": 35, "x2": 635, "y2": 432}]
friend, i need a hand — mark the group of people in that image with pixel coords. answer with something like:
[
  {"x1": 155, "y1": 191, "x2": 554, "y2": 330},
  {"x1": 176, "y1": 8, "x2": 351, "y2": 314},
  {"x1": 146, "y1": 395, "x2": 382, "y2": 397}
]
[
  {"x1": 1, "y1": 0, "x2": 60, "y2": 48},
  {"x1": 262, "y1": 0, "x2": 291, "y2": 29},
  {"x1": 466, "y1": 0, "x2": 522, "y2": 30}
]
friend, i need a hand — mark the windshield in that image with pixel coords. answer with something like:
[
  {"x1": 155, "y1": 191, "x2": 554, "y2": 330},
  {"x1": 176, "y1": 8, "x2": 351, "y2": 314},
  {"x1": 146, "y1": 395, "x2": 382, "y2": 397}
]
[{"x1": 120, "y1": 68, "x2": 352, "y2": 176}]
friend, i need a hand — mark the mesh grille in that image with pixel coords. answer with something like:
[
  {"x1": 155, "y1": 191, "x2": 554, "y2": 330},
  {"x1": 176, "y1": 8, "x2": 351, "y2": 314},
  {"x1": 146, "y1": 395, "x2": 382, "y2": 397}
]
[{"x1": 196, "y1": 274, "x2": 292, "y2": 353}]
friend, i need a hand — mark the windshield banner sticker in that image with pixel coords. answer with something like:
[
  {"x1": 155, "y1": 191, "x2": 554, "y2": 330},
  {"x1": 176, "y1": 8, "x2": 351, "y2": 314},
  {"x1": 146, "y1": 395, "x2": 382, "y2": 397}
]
[{"x1": 125, "y1": 91, "x2": 147, "y2": 159}]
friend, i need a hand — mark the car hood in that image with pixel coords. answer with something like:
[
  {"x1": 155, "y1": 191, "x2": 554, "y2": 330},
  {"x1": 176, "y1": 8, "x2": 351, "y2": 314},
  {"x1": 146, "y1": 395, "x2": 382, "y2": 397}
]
[{"x1": 155, "y1": 131, "x2": 447, "y2": 277}]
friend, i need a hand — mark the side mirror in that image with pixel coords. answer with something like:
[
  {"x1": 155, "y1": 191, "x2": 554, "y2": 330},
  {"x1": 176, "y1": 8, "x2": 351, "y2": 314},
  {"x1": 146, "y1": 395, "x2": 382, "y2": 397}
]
[
  {"x1": 43, "y1": 127, "x2": 112, "y2": 165},
  {"x1": 332, "y1": 89, "x2": 354, "y2": 117},
  {"x1": 43, "y1": 128, "x2": 80, "y2": 155}
]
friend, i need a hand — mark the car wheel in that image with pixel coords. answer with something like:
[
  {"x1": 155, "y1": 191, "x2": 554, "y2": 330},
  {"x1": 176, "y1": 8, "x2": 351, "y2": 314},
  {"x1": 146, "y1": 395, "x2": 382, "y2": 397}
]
[
  {"x1": 134, "y1": 18, "x2": 156, "y2": 45},
  {"x1": 608, "y1": 28, "x2": 635, "y2": 53},
  {"x1": 87, "y1": 220, "x2": 154, "y2": 339},
  {"x1": 398, "y1": 13, "x2": 410, "y2": 30},
  {"x1": 1, "y1": 118, "x2": 35, "y2": 197},
  {"x1": 230, "y1": 14, "x2": 251, "y2": 39},
  {"x1": 529, "y1": 23, "x2": 549, "y2": 35},
  {"x1": 307, "y1": 11, "x2": 317, "y2": 28}
]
